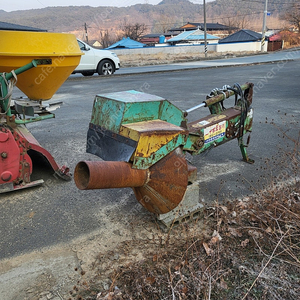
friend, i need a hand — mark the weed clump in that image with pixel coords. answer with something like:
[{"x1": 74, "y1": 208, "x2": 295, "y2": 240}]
[{"x1": 71, "y1": 129, "x2": 299, "y2": 300}]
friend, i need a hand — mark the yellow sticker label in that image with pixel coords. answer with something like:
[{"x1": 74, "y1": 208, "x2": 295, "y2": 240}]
[{"x1": 204, "y1": 121, "x2": 226, "y2": 144}]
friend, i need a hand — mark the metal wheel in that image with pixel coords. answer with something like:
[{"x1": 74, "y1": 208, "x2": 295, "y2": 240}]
[{"x1": 97, "y1": 59, "x2": 114, "y2": 75}]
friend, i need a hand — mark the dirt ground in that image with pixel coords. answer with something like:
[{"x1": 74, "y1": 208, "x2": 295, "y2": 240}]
[
  {"x1": 0, "y1": 200, "x2": 204, "y2": 300},
  {"x1": 116, "y1": 44, "x2": 300, "y2": 68},
  {"x1": 1, "y1": 163, "x2": 299, "y2": 300},
  {"x1": 0, "y1": 205, "x2": 153, "y2": 299}
]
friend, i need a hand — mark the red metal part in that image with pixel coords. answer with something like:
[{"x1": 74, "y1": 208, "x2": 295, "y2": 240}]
[
  {"x1": 0, "y1": 124, "x2": 71, "y2": 192},
  {"x1": 14, "y1": 125, "x2": 72, "y2": 181},
  {"x1": 0, "y1": 126, "x2": 30, "y2": 185}
]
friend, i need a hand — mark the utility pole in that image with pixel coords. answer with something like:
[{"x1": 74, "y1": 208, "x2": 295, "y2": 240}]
[
  {"x1": 84, "y1": 22, "x2": 89, "y2": 44},
  {"x1": 203, "y1": 0, "x2": 207, "y2": 58},
  {"x1": 261, "y1": 0, "x2": 268, "y2": 52}
]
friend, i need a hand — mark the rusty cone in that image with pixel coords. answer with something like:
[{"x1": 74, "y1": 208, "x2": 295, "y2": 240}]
[{"x1": 74, "y1": 150, "x2": 189, "y2": 215}]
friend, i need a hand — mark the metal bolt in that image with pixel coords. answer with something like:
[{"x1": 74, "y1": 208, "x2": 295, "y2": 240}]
[{"x1": 1, "y1": 152, "x2": 7, "y2": 158}]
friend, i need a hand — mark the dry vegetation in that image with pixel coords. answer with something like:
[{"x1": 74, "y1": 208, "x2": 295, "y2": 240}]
[
  {"x1": 69, "y1": 122, "x2": 299, "y2": 300},
  {"x1": 116, "y1": 51, "x2": 263, "y2": 68},
  {"x1": 116, "y1": 52, "x2": 212, "y2": 67}
]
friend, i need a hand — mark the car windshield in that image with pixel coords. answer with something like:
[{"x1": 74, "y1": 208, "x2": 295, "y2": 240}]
[{"x1": 77, "y1": 40, "x2": 86, "y2": 50}]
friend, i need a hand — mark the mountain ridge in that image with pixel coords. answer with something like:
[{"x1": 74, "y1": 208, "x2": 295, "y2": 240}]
[{"x1": 0, "y1": 0, "x2": 293, "y2": 41}]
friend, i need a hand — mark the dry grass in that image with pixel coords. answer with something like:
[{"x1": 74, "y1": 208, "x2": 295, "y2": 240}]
[
  {"x1": 117, "y1": 51, "x2": 257, "y2": 68},
  {"x1": 117, "y1": 52, "x2": 208, "y2": 67},
  {"x1": 69, "y1": 127, "x2": 300, "y2": 300}
]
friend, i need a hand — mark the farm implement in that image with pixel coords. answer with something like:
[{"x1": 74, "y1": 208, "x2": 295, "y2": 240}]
[
  {"x1": 74, "y1": 83, "x2": 254, "y2": 227},
  {"x1": 0, "y1": 30, "x2": 82, "y2": 193}
]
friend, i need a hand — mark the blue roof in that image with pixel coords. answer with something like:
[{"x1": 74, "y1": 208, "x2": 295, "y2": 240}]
[
  {"x1": 106, "y1": 37, "x2": 146, "y2": 49},
  {"x1": 219, "y1": 29, "x2": 262, "y2": 43},
  {"x1": 168, "y1": 29, "x2": 219, "y2": 43}
]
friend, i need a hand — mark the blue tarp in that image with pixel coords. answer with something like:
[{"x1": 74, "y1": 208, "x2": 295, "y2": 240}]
[{"x1": 106, "y1": 37, "x2": 146, "y2": 49}]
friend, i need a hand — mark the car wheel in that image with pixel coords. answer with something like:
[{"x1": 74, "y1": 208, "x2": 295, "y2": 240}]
[
  {"x1": 81, "y1": 71, "x2": 94, "y2": 76},
  {"x1": 97, "y1": 60, "x2": 114, "y2": 75}
]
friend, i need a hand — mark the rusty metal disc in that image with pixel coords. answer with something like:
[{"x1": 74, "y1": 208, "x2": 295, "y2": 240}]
[{"x1": 133, "y1": 148, "x2": 188, "y2": 214}]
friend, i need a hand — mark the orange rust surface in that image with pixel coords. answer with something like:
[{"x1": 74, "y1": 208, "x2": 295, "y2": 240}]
[
  {"x1": 74, "y1": 161, "x2": 148, "y2": 190},
  {"x1": 74, "y1": 149, "x2": 190, "y2": 215},
  {"x1": 133, "y1": 149, "x2": 188, "y2": 214}
]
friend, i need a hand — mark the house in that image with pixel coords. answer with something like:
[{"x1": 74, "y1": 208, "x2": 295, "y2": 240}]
[
  {"x1": 0, "y1": 21, "x2": 46, "y2": 32},
  {"x1": 88, "y1": 40, "x2": 102, "y2": 48},
  {"x1": 140, "y1": 22, "x2": 234, "y2": 46},
  {"x1": 169, "y1": 22, "x2": 236, "y2": 37},
  {"x1": 140, "y1": 32, "x2": 176, "y2": 46},
  {"x1": 106, "y1": 37, "x2": 146, "y2": 49},
  {"x1": 167, "y1": 29, "x2": 219, "y2": 45},
  {"x1": 217, "y1": 29, "x2": 266, "y2": 52},
  {"x1": 218, "y1": 29, "x2": 262, "y2": 44},
  {"x1": 265, "y1": 31, "x2": 283, "y2": 51}
]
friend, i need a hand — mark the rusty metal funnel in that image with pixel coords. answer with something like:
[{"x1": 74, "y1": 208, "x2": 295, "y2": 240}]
[
  {"x1": 74, "y1": 150, "x2": 189, "y2": 215},
  {"x1": 0, "y1": 30, "x2": 82, "y2": 100},
  {"x1": 132, "y1": 150, "x2": 189, "y2": 214}
]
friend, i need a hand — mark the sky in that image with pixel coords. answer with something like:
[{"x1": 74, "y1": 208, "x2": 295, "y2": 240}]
[{"x1": 1, "y1": 0, "x2": 206, "y2": 12}]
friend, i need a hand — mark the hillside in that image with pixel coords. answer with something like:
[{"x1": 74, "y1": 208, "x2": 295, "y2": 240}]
[{"x1": 0, "y1": 0, "x2": 295, "y2": 42}]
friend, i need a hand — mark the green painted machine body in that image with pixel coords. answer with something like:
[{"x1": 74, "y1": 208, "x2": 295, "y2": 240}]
[
  {"x1": 88, "y1": 90, "x2": 188, "y2": 169},
  {"x1": 185, "y1": 106, "x2": 253, "y2": 155},
  {"x1": 90, "y1": 90, "x2": 186, "y2": 131},
  {"x1": 87, "y1": 83, "x2": 254, "y2": 169}
]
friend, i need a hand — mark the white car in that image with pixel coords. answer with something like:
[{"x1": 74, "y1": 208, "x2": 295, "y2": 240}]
[{"x1": 73, "y1": 39, "x2": 120, "y2": 76}]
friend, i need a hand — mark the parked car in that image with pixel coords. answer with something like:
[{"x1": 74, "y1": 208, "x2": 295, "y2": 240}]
[{"x1": 73, "y1": 39, "x2": 120, "y2": 76}]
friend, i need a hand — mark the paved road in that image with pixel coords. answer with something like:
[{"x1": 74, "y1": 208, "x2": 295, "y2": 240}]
[
  {"x1": 69, "y1": 48, "x2": 300, "y2": 78},
  {"x1": 0, "y1": 52, "x2": 299, "y2": 260}
]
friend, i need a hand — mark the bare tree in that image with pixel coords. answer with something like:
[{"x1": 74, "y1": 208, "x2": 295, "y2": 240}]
[
  {"x1": 223, "y1": 17, "x2": 240, "y2": 34},
  {"x1": 152, "y1": 16, "x2": 174, "y2": 34},
  {"x1": 281, "y1": 2, "x2": 300, "y2": 32},
  {"x1": 119, "y1": 20, "x2": 149, "y2": 41},
  {"x1": 239, "y1": 15, "x2": 250, "y2": 30},
  {"x1": 99, "y1": 30, "x2": 118, "y2": 49},
  {"x1": 223, "y1": 14, "x2": 251, "y2": 34},
  {"x1": 225, "y1": 14, "x2": 252, "y2": 31}
]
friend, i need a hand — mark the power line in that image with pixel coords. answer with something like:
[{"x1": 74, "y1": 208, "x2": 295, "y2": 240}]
[{"x1": 210, "y1": 11, "x2": 266, "y2": 22}]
